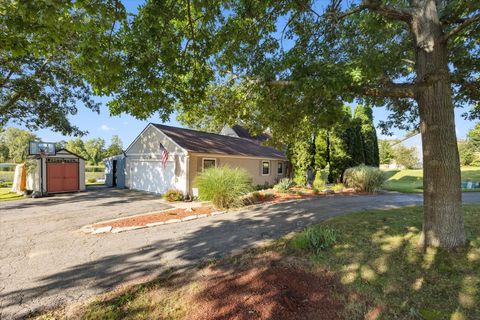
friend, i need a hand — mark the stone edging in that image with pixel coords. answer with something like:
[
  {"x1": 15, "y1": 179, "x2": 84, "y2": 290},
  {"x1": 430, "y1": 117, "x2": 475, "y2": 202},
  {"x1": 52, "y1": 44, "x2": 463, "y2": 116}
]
[{"x1": 81, "y1": 210, "x2": 226, "y2": 235}]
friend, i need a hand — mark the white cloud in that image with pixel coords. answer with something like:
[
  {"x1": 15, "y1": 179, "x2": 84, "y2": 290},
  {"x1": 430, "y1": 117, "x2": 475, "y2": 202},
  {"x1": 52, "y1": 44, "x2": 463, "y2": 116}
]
[{"x1": 99, "y1": 124, "x2": 115, "y2": 132}]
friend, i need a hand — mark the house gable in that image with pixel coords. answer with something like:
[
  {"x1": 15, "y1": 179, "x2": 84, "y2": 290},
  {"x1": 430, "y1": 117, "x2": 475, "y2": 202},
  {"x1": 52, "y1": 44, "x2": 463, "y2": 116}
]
[{"x1": 125, "y1": 124, "x2": 187, "y2": 157}]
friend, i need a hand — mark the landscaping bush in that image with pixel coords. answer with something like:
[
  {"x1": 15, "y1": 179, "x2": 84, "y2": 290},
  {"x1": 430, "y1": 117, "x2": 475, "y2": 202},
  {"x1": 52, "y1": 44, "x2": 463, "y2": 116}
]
[
  {"x1": 293, "y1": 174, "x2": 307, "y2": 187},
  {"x1": 343, "y1": 165, "x2": 385, "y2": 193},
  {"x1": 332, "y1": 183, "x2": 344, "y2": 192},
  {"x1": 255, "y1": 182, "x2": 272, "y2": 190},
  {"x1": 273, "y1": 178, "x2": 293, "y2": 192},
  {"x1": 87, "y1": 178, "x2": 97, "y2": 183},
  {"x1": 313, "y1": 172, "x2": 326, "y2": 190},
  {"x1": 290, "y1": 226, "x2": 337, "y2": 254},
  {"x1": 251, "y1": 191, "x2": 261, "y2": 200},
  {"x1": 163, "y1": 188, "x2": 184, "y2": 202},
  {"x1": 194, "y1": 166, "x2": 252, "y2": 209}
]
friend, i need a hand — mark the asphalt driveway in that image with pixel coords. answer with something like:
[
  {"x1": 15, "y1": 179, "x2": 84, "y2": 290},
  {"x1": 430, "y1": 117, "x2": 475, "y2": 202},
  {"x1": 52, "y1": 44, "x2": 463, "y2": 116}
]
[{"x1": 1, "y1": 190, "x2": 480, "y2": 319}]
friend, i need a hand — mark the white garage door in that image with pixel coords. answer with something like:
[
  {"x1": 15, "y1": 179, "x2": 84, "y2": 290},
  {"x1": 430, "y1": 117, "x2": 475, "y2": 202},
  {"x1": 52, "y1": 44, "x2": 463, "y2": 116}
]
[{"x1": 129, "y1": 161, "x2": 175, "y2": 194}]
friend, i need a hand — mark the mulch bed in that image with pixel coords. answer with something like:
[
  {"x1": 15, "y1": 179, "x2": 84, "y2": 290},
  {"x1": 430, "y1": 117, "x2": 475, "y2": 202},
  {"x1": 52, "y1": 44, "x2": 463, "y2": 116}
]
[
  {"x1": 249, "y1": 188, "x2": 363, "y2": 205},
  {"x1": 93, "y1": 206, "x2": 214, "y2": 229},
  {"x1": 188, "y1": 263, "x2": 345, "y2": 320}
]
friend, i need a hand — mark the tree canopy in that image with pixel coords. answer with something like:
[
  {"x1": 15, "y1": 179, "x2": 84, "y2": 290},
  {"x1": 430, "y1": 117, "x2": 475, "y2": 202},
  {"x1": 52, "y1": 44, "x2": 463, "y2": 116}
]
[
  {"x1": 97, "y1": 0, "x2": 479, "y2": 248},
  {"x1": 0, "y1": 127, "x2": 38, "y2": 163},
  {"x1": 0, "y1": 0, "x2": 125, "y2": 135}
]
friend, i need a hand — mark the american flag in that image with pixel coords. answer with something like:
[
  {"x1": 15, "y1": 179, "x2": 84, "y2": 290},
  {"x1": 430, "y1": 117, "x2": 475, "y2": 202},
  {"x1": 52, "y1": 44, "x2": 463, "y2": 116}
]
[
  {"x1": 160, "y1": 143, "x2": 169, "y2": 168},
  {"x1": 160, "y1": 143, "x2": 168, "y2": 168}
]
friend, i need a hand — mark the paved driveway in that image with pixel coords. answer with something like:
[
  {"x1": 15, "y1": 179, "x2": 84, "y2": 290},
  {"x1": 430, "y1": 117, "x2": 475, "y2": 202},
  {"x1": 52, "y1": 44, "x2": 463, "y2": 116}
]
[{"x1": 1, "y1": 191, "x2": 480, "y2": 319}]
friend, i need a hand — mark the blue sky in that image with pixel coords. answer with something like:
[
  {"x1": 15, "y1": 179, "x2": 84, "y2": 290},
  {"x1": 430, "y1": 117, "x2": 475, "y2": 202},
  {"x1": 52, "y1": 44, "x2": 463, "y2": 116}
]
[{"x1": 27, "y1": 1, "x2": 477, "y2": 149}]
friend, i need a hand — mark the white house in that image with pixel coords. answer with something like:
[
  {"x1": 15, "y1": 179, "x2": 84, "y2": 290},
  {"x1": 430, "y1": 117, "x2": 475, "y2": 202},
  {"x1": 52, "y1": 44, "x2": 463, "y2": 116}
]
[{"x1": 123, "y1": 123, "x2": 287, "y2": 195}]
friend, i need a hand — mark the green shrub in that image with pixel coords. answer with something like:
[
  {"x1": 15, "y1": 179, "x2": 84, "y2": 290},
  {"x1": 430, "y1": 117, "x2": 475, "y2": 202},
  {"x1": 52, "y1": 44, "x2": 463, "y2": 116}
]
[
  {"x1": 255, "y1": 182, "x2": 271, "y2": 190},
  {"x1": 163, "y1": 189, "x2": 184, "y2": 202},
  {"x1": 194, "y1": 166, "x2": 252, "y2": 209},
  {"x1": 332, "y1": 183, "x2": 344, "y2": 192},
  {"x1": 313, "y1": 172, "x2": 326, "y2": 190},
  {"x1": 293, "y1": 175, "x2": 306, "y2": 187},
  {"x1": 87, "y1": 178, "x2": 97, "y2": 183},
  {"x1": 273, "y1": 178, "x2": 293, "y2": 192},
  {"x1": 251, "y1": 191, "x2": 261, "y2": 200},
  {"x1": 290, "y1": 226, "x2": 337, "y2": 254},
  {"x1": 343, "y1": 165, "x2": 385, "y2": 193}
]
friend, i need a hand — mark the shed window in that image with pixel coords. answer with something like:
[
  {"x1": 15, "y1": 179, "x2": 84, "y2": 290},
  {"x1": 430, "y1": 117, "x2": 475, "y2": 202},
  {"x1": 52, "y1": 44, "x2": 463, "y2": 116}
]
[
  {"x1": 262, "y1": 161, "x2": 270, "y2": 175},
  {"x1": 202, "y1": 158, "x2": 216, "y2": 170},
  {"x1": 278, "y1": 162, "x2": 283, "y2": 174}
]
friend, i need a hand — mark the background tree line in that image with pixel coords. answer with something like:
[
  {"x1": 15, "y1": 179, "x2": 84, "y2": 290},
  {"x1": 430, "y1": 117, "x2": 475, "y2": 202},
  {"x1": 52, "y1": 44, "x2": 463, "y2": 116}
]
[
  {"x1": 378, "y1": 122, "x2": 480, "y2": 170},
  {"x1": 378, "y1": 140, "x2": 420, "y2": 169},
  {"x1": 0, "y1": 127, "x2": 123, "y2": 165},
  {"x1": 458, "y1": 123, "x2": 480, "y2": 167}
]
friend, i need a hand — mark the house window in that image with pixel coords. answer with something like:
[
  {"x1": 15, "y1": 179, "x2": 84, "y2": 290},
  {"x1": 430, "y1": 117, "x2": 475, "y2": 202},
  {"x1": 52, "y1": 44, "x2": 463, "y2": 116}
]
[
  {"x1": 278, "y1": 162, "x2": 283, "y2": 175},
  {"x1": 202, "y1": 158, "x2": 216, "y2": 170},
  {"x1": 262, "y1": 161, "x2": 270, "y2": 175}
]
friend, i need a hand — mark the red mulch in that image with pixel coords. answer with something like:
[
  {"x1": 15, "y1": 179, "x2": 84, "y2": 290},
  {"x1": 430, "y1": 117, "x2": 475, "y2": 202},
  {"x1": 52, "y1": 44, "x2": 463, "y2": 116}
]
[
  {"x1": 249, "y1": 188, "x2": 362, "y2": 205},
  {"x1": 93, "y1": 206, "x2": 213, "y2": 228},
  {"x1": 188, "y1": 265, "x2": 345, "y2": 320}
]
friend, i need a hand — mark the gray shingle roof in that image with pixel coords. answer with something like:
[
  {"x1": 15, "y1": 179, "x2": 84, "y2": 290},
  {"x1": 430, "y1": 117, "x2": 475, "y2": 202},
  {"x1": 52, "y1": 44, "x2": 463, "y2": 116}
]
[{"x1": 152, "y1": 124, "x2": 286, "y2": 159}]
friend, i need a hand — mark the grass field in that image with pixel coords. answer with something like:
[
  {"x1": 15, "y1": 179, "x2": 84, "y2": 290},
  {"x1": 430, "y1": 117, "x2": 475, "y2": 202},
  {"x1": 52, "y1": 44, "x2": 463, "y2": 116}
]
[
  {"x1": 0, "y1": 187, "x2": 23, "y2": 202},
  {"x1": 35, "y1": 205, "x2": 480, "y2": 320},
  {"x1": 85, "y1": 172, "x2": 105, "y2": 183},
  {"x1": 383, "y1": 166, "x2": 480, "y2": 193}
]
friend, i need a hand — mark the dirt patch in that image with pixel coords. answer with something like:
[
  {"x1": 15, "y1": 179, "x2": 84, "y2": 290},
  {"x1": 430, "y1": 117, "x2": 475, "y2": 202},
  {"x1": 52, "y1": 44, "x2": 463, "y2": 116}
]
[
  {"x1": 188, "y1": 262, "x2": 345, "y2": 320},
  {"x1": 93, "y1": 206, "x2": 214, "y2": 228}
]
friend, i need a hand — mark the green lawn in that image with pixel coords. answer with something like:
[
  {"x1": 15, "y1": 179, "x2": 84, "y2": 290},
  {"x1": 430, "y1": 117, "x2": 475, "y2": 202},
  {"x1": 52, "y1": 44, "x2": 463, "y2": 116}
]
[
  {"x1": 289, "y1": 205, "x2": 480, "y2": 320},
  {"x1": 86, "y1": 172, "x2": 105, "y2": 184},
  {"x1": 383, "y1": 166, "x2": 480, "y2": 193},
  {"x1": 35, "y1": 205, "x2": 480, "y2": 320},
  {"x1": 0, "y1": 187, "x2": 24, "y2": 201}
]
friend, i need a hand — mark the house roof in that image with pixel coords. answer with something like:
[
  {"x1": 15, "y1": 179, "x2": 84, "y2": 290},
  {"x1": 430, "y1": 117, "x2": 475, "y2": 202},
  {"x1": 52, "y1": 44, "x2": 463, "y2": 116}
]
[
  {"x1": 230, "y1": 125, "x2": 271, "y2": 141},
  {"x1": 152, "y1": 124, "x2": 286, "y2": 159},
  {"x1": 56, "y1": 148, "x2": 86, "y2": 160}
]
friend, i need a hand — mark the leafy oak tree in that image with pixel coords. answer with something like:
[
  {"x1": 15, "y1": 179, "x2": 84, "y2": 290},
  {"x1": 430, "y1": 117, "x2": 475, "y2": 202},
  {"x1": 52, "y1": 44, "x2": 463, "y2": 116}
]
[
  {"x1": 84, "y1": 138, "x2": 106, "y2": 165},
  {"x1": 1, "y1": 127, "x2": 38, "y2": 163},
  {"x1": 379, "y1": 139, "x2": 395, "y2": 165},
  {"x1": 0, "y1": 0, "x2": 125, "y2": 135},
  {"x1": 98, "y1": 1, "x2": 479, "y2": 248},
  {"x1": 105, "y1": 135, "x2": 123, "y2": 157}
]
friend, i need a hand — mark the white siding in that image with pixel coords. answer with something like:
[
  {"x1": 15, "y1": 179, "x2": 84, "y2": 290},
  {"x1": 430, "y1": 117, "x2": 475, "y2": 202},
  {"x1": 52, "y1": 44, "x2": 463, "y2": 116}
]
[{"x1": 125, "y1": 125, "x2": 188, "y2": 194}]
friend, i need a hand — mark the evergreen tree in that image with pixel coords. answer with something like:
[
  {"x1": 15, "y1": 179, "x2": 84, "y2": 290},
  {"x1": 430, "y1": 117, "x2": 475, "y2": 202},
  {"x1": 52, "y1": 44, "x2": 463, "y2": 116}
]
[
  {"x1": 289, "y1": 139, "x2": 312, "y2": 185},
  {"x1": 354, "y1": 106, "x2": 380, "y2": 167}
]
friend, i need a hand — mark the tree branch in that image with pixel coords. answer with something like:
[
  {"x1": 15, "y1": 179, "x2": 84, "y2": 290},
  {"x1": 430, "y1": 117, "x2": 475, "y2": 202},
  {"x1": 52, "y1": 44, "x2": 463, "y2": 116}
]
[
  {"x1": 295, "y1": 0, "x2": 321, "y2": 19},
  {"x1": 186, "y1": 0, "x2": 195, "y2": 55},
  {"x1": 363, "y1": 81, "x2": 417, "y2": 98},
  {"x1": 0, "y1": 58, "x2": 50, "y2": 112},
  {"x1": 441, "y1": 11, "x2": 480, "y2": 41},
  {"x1": 335, "y1": 0, "x2": 413, "y2": 23}
]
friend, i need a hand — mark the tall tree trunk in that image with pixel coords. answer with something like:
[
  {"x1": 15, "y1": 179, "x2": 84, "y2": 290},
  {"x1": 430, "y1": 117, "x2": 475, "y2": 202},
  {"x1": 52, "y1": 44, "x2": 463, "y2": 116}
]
[{"x1": 413, "y1": 3, "x2": 466, "y2": 248}]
